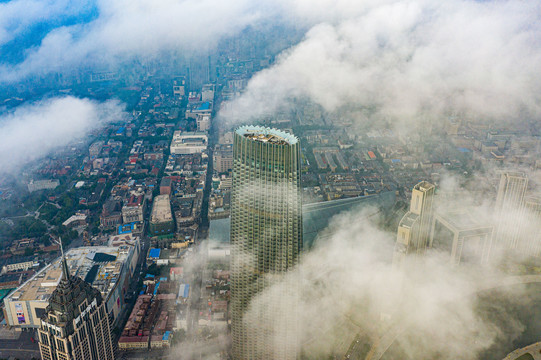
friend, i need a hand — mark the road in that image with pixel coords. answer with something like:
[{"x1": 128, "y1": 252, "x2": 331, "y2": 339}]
[{"x1": 0, "y1": 330, "x2": 40, "y2": 360}]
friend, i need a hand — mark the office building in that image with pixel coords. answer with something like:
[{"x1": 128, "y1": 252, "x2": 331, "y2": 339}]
[
  {"x1": 494, "y1": 172, "x2": 528, "y2": 250},
  {"x1": 230, "y1": 126, "x2": 302, "y2": 360},
  {"x1": 4, "y1": 243, "x2": 139, "y2": 329},
  {"x1": 172, "y1": 77, "x2": 185, "y2": 99},
  {"x1": 201, "y1": 83, "x2": 215, "y2": 102},
  {"x1": 518, "y1": 196, "x2": 541, "y2": 257},
  {"x1": 170, "y1": 131, "x2": 208, "y2": 154},
  {"x1": 393, "y1": 181, "x2": 435, "y2": 267},
  {"x1": 213, "y1": 144, "x2": 233, "y2": 173},
  {"x1": 38, "y1": 252, "x2": 115, "y2": 360},
  {"x1": 430, "y1": 211, "x2": 493, "y2": 265},
  {"x1": 196, "y1": 114, "x2": 211, "y2": 132}
]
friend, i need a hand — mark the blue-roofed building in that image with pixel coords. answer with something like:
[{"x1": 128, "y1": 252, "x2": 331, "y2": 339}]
[
  {"x1": 149, "y1": 248, "x2": 161, "y2": 259},
  {"x1": 196, "y1": 102, "x2": 210, "y2": 111},
  {"x1": 183, "y1": 284, "x2": 189, "y2": 298}
]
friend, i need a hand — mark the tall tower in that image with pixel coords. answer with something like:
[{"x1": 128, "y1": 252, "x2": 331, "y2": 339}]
[
  {"x1": 38, "y1": 249, "x2": 115, "y2": 360},
  {"x1": 230, "y1": 126, "x2": 302, "y2": 360},
  {"x1": 494, "y1": 172, "x2": 528, "y2": 249},
  {"x1": 516, "y1": 196, "x2": 541, "y2": 257},
  {"x1": 393, "y1": 181, "x2": 435, "y2": 267}
]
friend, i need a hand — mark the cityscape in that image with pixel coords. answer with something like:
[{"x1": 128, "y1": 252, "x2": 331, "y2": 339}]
[{"x1": 1, "y1": 1, "x2": 541, "y2": 360}]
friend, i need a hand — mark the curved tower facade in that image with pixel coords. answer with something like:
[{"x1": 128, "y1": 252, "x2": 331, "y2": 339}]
[{"x1": 230, "y1": 126, "x2": 302, "y2": 360}]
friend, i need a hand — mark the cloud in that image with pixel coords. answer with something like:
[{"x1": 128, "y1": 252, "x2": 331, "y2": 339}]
[
  {"x1": 0, "y1": 0, "x2": 94, "y2": 48},
  {"x1": 221, "y1": 0, "x2": 541, "y2": 130},
  {"x1": 0, "y1": 0, "x2": 287, "y2": 83},
  {"x1": 238, "y1": 200, "x2": 537, "y2": 359},
  {"x1": 0, "y1": 96, "x2": 125, "y2": 173}
]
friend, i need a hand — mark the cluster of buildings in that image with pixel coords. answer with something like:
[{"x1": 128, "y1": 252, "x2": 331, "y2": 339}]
[
  {"x1": 201, "y1": 270, "x2": 230, "y2": 325},
  {"x1": 118, "y1": 292, "x2": 175, "y2": 350},
  {"x1": 393, "y1": 171, "x2": 541, "y2": 268},
  {"x1": 100, "y1": 177, "x2": 156, "y2": 235},
  {"x1": 4, "y1": 236, "x2": 140, "y2": 330}
]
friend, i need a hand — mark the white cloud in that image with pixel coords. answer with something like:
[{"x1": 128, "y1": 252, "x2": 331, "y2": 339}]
[
  {"x1": 0, "y1": 96, "x2": 125, "y2": 173},
  {"x1": 241, "y1": 203, "x2": 533, "y2": 359},
  {"x1": 0, "y1": 0, "x2": 92, "y2": 47},
  {"x1": 221, "y1": 0, "x2": 541, "y2": 129},
  {"x1": 0, "y1": 0, "x2": 285, "y2": 82}
]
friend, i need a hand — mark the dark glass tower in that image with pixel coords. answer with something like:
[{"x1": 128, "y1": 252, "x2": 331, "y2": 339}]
[{"x1": 230, "y1": 126, "x2": 302, "y2": 359}]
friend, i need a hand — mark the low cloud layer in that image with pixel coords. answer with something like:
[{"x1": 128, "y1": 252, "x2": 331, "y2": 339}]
[
  {"x1": 221, "y1": 0, "x2": 541, "y2": 130},
  {"x1": 0, "y1": 0, "x2": 286, "y2": 83},
  {"x1": 0, "y1": 96, "x2": 125, "y2": 174},
  {"x1": 0, "y1": 0, "x2": 94, "y2": 48},
  {"x1": 241, "y1": 200, "x2": 537, "y2": 359}
]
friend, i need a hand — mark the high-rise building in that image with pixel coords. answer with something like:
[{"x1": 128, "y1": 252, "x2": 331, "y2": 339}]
[
  {"x1": 518, "y1": 196, "x2": 541, "y2": 257},
  {"x1": 393, "y1": 181, "x2": 435, "y2": 267},
  {"x1": 230, "y1": 126, "x2": 302, "y2": 360},
  {"x1": 38, "y1": 250, "x2": 115, "y2": 360},
  {"x1": 430, "y1": 211, "x2": 493, "y2": 265},
  {"x1": 494, "y1": 172, "x2": 528, "y2": 250},
  {"x1": 213, "y1": 144, "x2": 233, "y2": 173}
]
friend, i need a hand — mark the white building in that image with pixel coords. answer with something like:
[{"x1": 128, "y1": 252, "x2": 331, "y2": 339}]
[
  {"x1": 170, "y1": 131, "x2": 208, "y2": 154},
  {"x1": 27, "y1": 179, "x2": 60, "y2": 192},
  {"x1": 1, "y1": 261, "x2": 37, "y2": 274},
  {"x1": 196, "y1": 114, "x2": 211, "y2": 132},
  {"x1": 202, "y1": 84, "x2": 215, "y2": 102}
]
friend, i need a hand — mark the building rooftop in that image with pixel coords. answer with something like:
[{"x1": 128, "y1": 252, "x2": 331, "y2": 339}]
[
  {"x1": 150, "y1": 195, "x2": 173, "y2": 223},
  {"x1": 414, "y1": 181, "x2": 435, "y2": 192},
  {"x1": 5, "y1": 245, "x2": 136, "y2": 303},
  {"x1": 236, "y1": 126, "x2": 298, "y2": 145},
  {"x1": 435, "y1": 210, "x2": 492, "y2": 232},
  {"x1": 399, "y1": 212, "x2": 419, "y2": 228}
]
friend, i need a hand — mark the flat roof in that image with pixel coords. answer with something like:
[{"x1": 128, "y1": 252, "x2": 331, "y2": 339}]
[
  {"x1": 414, "y1": 181, "x2": 435, "y2": 192},
  {"x1": 435, "y1": 211, "x2": 492, "y2": 231},
  {"x1": 399, "y1": 212, "x2": 419, "y2": 228},
  {"x1": 236, "y1": 126, "x2": 298, "y2": 145},
  {"x1": 6, "y1": 245, "x2": 136, "y2": 303},
  {"x1": 151, "y1": 195, "x2": 173, "y2": 223},
  {"x1": 149, "y1": 248, "x2": 161, "y2": 259}
]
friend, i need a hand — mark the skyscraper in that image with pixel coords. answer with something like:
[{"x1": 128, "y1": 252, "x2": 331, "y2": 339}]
[
  {"x1": 230, "y1": 126, "x2": 302, "y2": 360},
  {"x1": 38, "y1": 248, "x2": 115, "y2": 360},
  {"x1": 494, "y1": 172, "x2": 528, "y2": 250},
  {"x1": 519, "y1": 196, "x2": 541, "y2": 257},
  {"x1": 393, "y1": 181, "x2": 435, "y2": 267}
]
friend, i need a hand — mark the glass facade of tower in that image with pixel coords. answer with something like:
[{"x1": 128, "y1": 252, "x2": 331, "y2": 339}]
[{"x1": 230, "y1": 126, "x2": 302, "y2": 360}]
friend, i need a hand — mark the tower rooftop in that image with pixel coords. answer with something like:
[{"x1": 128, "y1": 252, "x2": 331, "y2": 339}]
[{"x1": 236, "y1": 125, "x2": 298, "y2": 145}]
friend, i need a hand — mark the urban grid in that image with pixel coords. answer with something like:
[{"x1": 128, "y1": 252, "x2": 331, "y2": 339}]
[{"x1": 1, "y1": 2, "x2": 541, "y2": 360}]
